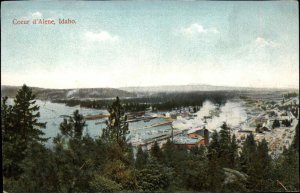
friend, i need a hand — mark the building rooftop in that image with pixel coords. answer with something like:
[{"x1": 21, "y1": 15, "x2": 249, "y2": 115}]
[
  {"x1": 173, "y1": 134, "x2": 203, "y2": 144},
  {"x1": 187, "y1": 127, "x2": 203, "y2": 134}
]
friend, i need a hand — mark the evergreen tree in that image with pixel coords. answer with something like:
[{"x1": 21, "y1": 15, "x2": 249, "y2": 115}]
[
  {"x1": 59, "y1": 110, "x2": 86, "y2": 139},
  {"x1": 207, "y1": 150, "x2": 225, "y2": 192},
  {"x1": 291, "y1": 123, "x2": 299, "y2": 151},
  {"x1": 12, "y1": 84, "x2": 47, "y2": 143},
  {"x1": 247, "y1": 139, "x2": 272, "y2": 191},
  {"x1": 52, "y1": 135, "x2": 99, "y2": 192},
  {"x1": 219, "y1": 122, "x2": 231, "y2": 167},
  {"x1": 2, "y1": 96, "x2": 19, "y2": 178},
  {"x1": 184, "y1": 145, "x2": 209, "y2": 192},
  {"x1": 229, "y1": 134, "x2": 239, "y2": 168},
  {"x1": 136, "y1": 158, "x2": 170, "y2": 191},
  {"x1": 207, "y1": 130, "x2": 225, "y2": 191},
  {"x1": 1, "y1": 97, "x2": 14, "y2": 140},
  {"x1": 6, "y1": 143, "x2": 59, "y2": 193},
  {"x1": 53, "y1": 111, "x2": 96, "y2": 192},
  {"x1": 207, "y1": 131, "x2": 220, "y2": 160},
  {"x1": 2, "y1": 85, "x2": 47, "y2": 178},
  {"x1": 190, "y1": 145, "x2": 206, "y2": 159},
  {"x1": 239, "y1": 133, "x2": 256, "y2": 174},
  {"x1": 162, "y1": 139, "x2": 177, "y2": 167},
  {"x1": 89, "y1": 174, "x2": 122, "y2": 192},
  {"x1": 124, "y1": 143, "x2": 135, "y2": 167},
  {"x1": 166, "y1": 147, "x2": 189, "y2": 191},
  {"x1": 97, "y1": 97, "x2": 137, "y2": 190},
  {"x1": 276, "y1": 147, "x2": 299, "y2": 191},
  {"x1": 101, "y1": 158, "x2": 137, "y2": 191},
  {"x1": 274, "y1": 123, "x2": 300, "y2": 191},
  {"x1": 101, "y1": 97, "x2": 129, "y2": 148},
  {"x1": 150, "y1": 141, "x2": 163, "y2": 161},
  {"x1": 135, "y1": 146, "x2": 148, "y2": 169}
]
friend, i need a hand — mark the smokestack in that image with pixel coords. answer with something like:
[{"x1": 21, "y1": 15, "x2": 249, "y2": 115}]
[{"x1": 204, "y1": 128, "x2": 209, "y2": 145}]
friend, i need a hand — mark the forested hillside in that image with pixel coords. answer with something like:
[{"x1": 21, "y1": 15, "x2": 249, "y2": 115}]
[{"x1": 1, "y1": 85, "x2": 136, "y2": 100}]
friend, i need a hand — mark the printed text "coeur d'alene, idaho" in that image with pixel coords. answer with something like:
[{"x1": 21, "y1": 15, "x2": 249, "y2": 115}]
[{"x1": 12, "y1": 18, "x2": 76, "y2": 25}]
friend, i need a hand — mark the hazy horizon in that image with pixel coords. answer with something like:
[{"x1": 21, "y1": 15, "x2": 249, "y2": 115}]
[
  {"x1": 1, "y1": 83, "x2": 299, "y2": 90},
  {"x1": 1, "y1": 1, "x2": 299, "y2": 89}
]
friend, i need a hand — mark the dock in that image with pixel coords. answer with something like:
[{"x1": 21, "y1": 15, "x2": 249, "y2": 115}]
[
  {"x1": 143, "y1": 120, "x2": 173, "y2": 129},
  {"x1": 84, "y1": 114, "x2": 110, "y2": 120}
]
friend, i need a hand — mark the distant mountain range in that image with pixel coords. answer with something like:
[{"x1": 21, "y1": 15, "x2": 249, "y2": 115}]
[
  {"x1": 1, "y1": 84, "x2": 297, "y2": 100},
  {"x1": 119, "y1": 84, "x2": 294, "y2": 93},
  {"x1": 1, "y1": 85, "x2": 136, "y2": 100}
]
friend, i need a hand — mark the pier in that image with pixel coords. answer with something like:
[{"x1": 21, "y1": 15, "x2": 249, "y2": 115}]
[{"x1": 84, "y1": 114, "x2": 109, "y2": 120}]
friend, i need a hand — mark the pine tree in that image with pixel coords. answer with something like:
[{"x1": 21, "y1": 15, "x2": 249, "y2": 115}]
[
  {"x1": 101, "y1": 158, "x2": 137, "y2": 191},
  {"x1": 207, "y1": 150, "x2": 225, "y2": 192},
  {"x1": 150, "y1": 141, "x2": 163, "y2": 161},
  {"x1": 219, "y1": 122, "x2": 231, "y2": 167},
  {"x1": 123, "y1": 142, "x2": 135, "y2": 167},
  {"x1": 239, "y1": 133, "x2": 256, "y2": 174},
  {"x1": 184, "y1": 158, "x2": 209, "y2": 192},
  {"x1": 1, "y1": 97, "x2": 14, "y2": 140},
  {"x1": 101, "y1": 97, "x2": 129, "y2": 147},
  {"x1": 9, "y1": 143, "x2": 59, "y2": 193},
  {"x1": 190, "y1": 145, "x2": 206, "y2": 156},
  {"x1": 229, "y1": 134, "x2": 239, "y2": 168},
  {"x1": 136, "y1": 158, "x2": 170, "y2": 191},
  {"x1": 276, "y1": 147, "x2": 299, "y2": 191},
  {"x1": 90, "y1": 174, "x2": 122, "y2": 192},
  {"x1": 162, "y1": 139, "x2": 176, "y2": 167},
  {"x1": 135, "y1": 146, "x2": 148, "y2": 169},
  {"x1": 53, "y1": 110, "x2": 96, "y2": 192},
  {"x1": 2, "y1": 85, "x2": 47, "y2": 178},
  {"x1": 247, "y1": 139, "x2": 272, "y2": 191},
  {"x1": 13, "y1": 84, "x2": 47, "y2": 143},
  {"x1": 206, "y1": 130, "x2": 225, "y2": 191},
  {"x1": 291, "y1": 123, "x2": 299, "y2": 151},
  {"x1": 207, "y1": 131, "x2": 220, "y2": 160},
  {"x1": 275, "y1": 123, "x2": 300, "y2": 191},
  {"x1": 2, "y1": 96, "x2": 22, "y2": 178},
  {"x1": 59, "y1": 109, "x2": 86, "y2": 139}
]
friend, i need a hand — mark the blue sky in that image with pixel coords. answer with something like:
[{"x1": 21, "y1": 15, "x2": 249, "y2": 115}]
[{"x1": 1, "y1": 1, "x2": 299, "y2": 89}]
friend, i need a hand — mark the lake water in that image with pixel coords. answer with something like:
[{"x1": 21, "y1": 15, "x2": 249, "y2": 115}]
[
  {"x1": 6, "y1": 99, "x2": 108, "y2": 146},
  {"x1": 6, "y1": 99, "x2": 172, "y2": 147}
]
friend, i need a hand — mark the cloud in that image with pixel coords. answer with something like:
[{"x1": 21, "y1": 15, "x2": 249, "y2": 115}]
[
  {"x1": 255, "y1": 37, "x2": 279, "y2": 48},
  {"x1": 85, "y1": 31, "x2": 120, "y2": 43},
  {"x1": 20, "y1": 11, "x2": 43, "y2": 20},
  {"x1": 181, "y1": 23, "x2": 219, "y2": 36},
  {"x1": 31, "y1": 11, "x2": 42, "y2": 18}
]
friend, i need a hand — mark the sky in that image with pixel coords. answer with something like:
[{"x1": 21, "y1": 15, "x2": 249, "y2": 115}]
[{"x1": 1, "y1": 1, "x2": 299, "y2": 89}]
